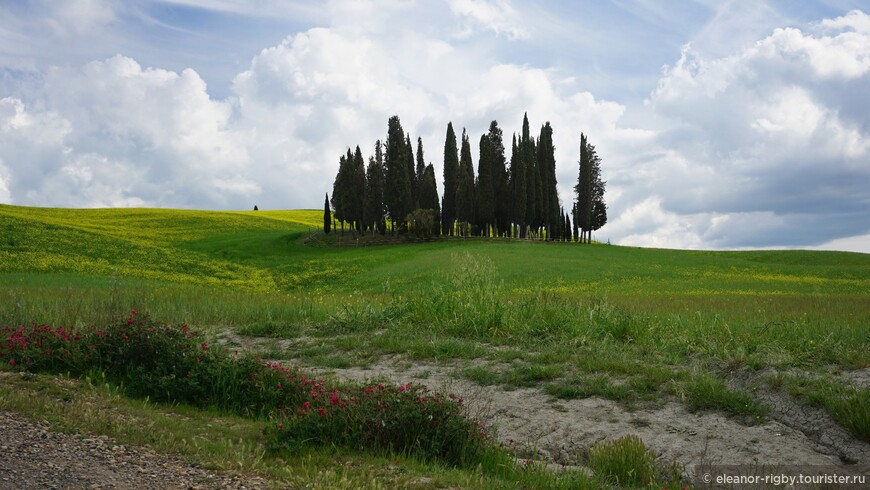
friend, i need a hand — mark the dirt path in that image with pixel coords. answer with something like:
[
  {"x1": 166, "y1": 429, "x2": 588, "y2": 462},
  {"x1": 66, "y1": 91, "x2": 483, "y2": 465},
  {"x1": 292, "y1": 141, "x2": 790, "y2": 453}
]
[
  {"x1": 311, "y1": 358, "x2": 870, "y2": 475},
  {"x1": 0, "y1": 412, "x2": 268, "y2": 490}
]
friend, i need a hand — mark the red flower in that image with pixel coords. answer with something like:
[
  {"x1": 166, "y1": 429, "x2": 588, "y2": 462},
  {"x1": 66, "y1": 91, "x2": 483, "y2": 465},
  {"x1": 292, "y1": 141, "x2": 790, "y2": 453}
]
[
  {"x1": 303, "y1": 401, "x2": 311, "y2": 410},
  {"x1": 276, "y1": 423, "x2": 284, "y2": 430},
  {"x1": 130, "y1": 309, "x2": 138, "y2": 316},
  {"x1": 329, "y1": 391, "x2": 340, "y2": 406},
  {"x1": 8, "y1": 358, "x2": 15, "y2": 367},
  {"x1": 276, "y1": 382, "x2": 283, "y2": 390},
  {"x1": 201, "y1": 342, "x2": 208, "y2": 351},
  {"x1": 317, "y1": 407, "x2": 326, "y2": 416}
]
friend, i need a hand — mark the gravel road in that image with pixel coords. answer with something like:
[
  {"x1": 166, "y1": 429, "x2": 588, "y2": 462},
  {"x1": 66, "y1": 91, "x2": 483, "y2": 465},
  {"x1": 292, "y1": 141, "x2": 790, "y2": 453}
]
[{"x1": 0, "y1": 412, "x2": 269, "y2": 490}]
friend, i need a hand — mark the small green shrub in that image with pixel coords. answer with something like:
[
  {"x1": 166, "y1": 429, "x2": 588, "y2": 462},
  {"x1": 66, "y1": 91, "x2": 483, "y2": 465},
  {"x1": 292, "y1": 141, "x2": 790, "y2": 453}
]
[{"x1": 586, "y1": 434, "x2": 656, "y2": 487}]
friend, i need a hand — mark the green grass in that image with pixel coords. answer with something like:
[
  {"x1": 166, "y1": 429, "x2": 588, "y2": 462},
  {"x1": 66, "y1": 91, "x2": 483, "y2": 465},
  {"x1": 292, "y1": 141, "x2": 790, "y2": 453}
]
[{"x1": 2, "y1": 203, "x2": 869, "y2": 484}]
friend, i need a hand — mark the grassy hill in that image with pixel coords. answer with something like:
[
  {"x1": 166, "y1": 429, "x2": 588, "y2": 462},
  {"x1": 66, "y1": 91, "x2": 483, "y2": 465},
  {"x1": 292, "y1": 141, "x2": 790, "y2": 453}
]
[
  {"x1": 2, "y1": 204, "x2": 869, "y2": 487},
  {"x1": 2, "y1": 203, "x2": 867, "y2": 327}
]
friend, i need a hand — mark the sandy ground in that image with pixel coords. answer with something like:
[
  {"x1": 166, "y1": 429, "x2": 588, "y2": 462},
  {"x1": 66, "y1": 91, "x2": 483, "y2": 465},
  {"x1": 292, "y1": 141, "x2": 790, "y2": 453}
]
[{"x1": 305, "y1": 357, "x2": 870, "y2": 477}]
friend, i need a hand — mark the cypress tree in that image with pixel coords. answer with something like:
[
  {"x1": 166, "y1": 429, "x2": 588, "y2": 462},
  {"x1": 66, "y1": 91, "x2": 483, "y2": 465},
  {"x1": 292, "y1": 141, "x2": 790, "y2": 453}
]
[
  {"x1": 537, "y1": 122, "x2": 559, "y2": 240},
  {"x1": 588, "y1": 143, "x2": 608, "y2": 238},
  {"x1": 509, "y1": 133, "x2": 526, "y2": 238},
  {"x1": 521, "y1": 114, "x2": 538, "y2": 237},
  {"x1": 455, "y1": 129, "x2": 475, "y2": 237},
  {"x1": 486, "y1": 121, "x2": 509, "y2": 236},
  {"x1": 532, "y1": 137, "x2": 543, "y2": 237},
  {"x1": 442, "y1": 122, "x2": 459, "y2": 237},
  {"x1": 332, "y1": 150, "x2": 353, "y2": 234},
  {"x1": 575, "y1": 133, "x2": 593, "y2": 243},
  {"x1": 476, "y1": 133, "x2": 495, "y2": 236},
  {"x1": 385, "y1": 116, "x2": 412, "y2": 234},
  {"x1": 323, "y1": 193, "x2": 331, "y2": 234},
  {"x1": 351, "y1": 145, "x2": 366, "y2": 232},
  {"x1": 364, "y1": 140, "x2": 385, "y2": 235}
]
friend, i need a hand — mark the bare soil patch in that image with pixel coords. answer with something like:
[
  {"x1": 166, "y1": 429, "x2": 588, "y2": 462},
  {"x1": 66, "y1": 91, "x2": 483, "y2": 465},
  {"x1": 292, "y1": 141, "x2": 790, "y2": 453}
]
[{"x1": 310, "y1": 357, "x2": 869, "y2": 476}]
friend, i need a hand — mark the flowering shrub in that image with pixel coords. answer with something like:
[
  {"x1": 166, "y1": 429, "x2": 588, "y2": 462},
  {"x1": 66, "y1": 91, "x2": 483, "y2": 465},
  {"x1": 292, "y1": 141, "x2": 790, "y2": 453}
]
[
  {"x1": 267, "y1": 381, "x2": 492, "y2": 467},
  {"x1": 1, "y1": 311, "x2": 498, "y2": 467}
]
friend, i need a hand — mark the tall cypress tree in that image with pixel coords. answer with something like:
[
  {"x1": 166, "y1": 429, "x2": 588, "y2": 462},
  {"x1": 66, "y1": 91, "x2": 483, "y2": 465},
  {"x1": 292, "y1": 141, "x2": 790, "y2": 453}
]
[
  {"x1": 521, "y1": 114, "x2": 538, "y2": 237},
  {"x1": 476, "y1": 133, "x2": 495, "y2": 236},
  {"x1": 509, "y1": 133, "x2": 526, "y2": 238},
  {"x1": 332, "y1": 149, "x2": 354, "y2": 234},
  {"x1": 486, "y1": 121, "x2": 509, "y2": 237},
  {"x1": 455, "y1": 128, "x2": 475, "y2": 237},
  {"x1": 588, "y1": 143, "x2": 608, "y2": 239},
  {"x1": 537, "y1": 122, "x2": 559, "y2": 240},
  {"x1": 442, "y1": 122, "x2": 459, "y2": 237},
  {"x1": 351, "y1": 145, "x2": 366, "y2": 232},
  {"x1": 575, "y1": 133, "x2": 593, "y2": 243},
  {"x1": 364, "y1": 140, "x2": 385, "y2": 235},
  {"x1": 385, "y1": 116, "x2": 412, "y2": 234},
  {"x1": 531, "y1": 137, "x2": 543, "y2": 237}
]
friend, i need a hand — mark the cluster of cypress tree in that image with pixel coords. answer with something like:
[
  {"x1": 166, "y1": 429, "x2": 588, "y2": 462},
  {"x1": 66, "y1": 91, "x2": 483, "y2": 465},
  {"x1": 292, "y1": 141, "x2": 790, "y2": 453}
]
[{"x1": 325, "y1": 113, "x2": 606, "y2": 242}]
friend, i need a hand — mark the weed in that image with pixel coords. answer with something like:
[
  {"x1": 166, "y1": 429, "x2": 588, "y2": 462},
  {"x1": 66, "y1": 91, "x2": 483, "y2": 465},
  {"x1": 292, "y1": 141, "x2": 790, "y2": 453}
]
[
  {"x1": 586, "y1": 434, "x2": 656, "y2": 487},
  {"x1": 683, "y1": 373, "x2": 767, "y2": 420}
]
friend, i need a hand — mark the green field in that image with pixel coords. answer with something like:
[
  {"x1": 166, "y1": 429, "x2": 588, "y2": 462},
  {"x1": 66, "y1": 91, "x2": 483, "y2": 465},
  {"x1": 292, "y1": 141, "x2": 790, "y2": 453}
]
[{"x1": 2, "y1": 203, "x2": 869, "y2": 487}]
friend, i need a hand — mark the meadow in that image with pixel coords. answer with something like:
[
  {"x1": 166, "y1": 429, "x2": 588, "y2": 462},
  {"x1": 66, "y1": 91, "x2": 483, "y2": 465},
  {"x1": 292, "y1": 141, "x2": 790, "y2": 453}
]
[{"x1": 1, "y1": 203, "x2": 868, "y2": 488}]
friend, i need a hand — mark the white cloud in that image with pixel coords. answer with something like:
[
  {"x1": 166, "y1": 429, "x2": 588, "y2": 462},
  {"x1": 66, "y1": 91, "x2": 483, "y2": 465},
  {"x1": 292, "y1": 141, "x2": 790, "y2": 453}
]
[
  {"x1": 48, "y1": 0, "x2": 116, "y2": 36},
  {"x1": 819, "y1": 9, "x2": 870, "y2": 34},
  {"x1": 0, "y1": 159, "x2": 10, "y2": 203},
  {"x1": 0, "y1": 57, "x2": 259, "y2": 208},
  {"x1": 626, "y1": 10, "x2": 870, "y2": 248},
  {"x1": 810, "y1": 233, "x2": 870, "y2": 254},
  {"x1": 448, "y1": 0, "x2": 529, "y2": 39}
]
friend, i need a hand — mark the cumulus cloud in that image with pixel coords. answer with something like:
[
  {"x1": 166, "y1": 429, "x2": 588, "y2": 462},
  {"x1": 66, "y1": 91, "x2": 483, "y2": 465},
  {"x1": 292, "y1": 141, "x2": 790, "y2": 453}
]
[
  {"x1": 0, "y1": 57, "x2": 258, "y2": 208},
  {"x1": 629, "y1": 10, "x2": 870, "y2": 248}
]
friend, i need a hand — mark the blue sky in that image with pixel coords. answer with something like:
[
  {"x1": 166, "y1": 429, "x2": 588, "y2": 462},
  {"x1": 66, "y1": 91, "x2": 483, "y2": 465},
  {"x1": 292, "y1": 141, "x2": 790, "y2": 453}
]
[{"x1": 1, "y1": 0, "x2": 868, "y2": 252}]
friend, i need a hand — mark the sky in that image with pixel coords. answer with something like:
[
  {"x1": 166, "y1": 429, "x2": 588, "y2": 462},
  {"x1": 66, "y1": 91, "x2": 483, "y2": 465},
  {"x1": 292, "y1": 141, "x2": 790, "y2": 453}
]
[{"x1": 0, "y1": 0, "x2": 868, "y2": 252}]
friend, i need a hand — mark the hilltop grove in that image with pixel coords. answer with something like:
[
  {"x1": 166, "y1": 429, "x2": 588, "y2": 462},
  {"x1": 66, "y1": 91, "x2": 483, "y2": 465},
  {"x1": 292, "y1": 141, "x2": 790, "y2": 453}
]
[{"x1": 327, "y1": 113, "x2": 606, "y2": 242}]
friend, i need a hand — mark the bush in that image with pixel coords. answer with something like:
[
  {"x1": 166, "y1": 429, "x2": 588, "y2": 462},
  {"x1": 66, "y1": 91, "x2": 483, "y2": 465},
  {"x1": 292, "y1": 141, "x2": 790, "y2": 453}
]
[
  {"x1": 267, "y1": 382, "x2": 494, "y2": 467},
  {"x1": 2, "y1": 311, "x2": 499, "y2": 467}
]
